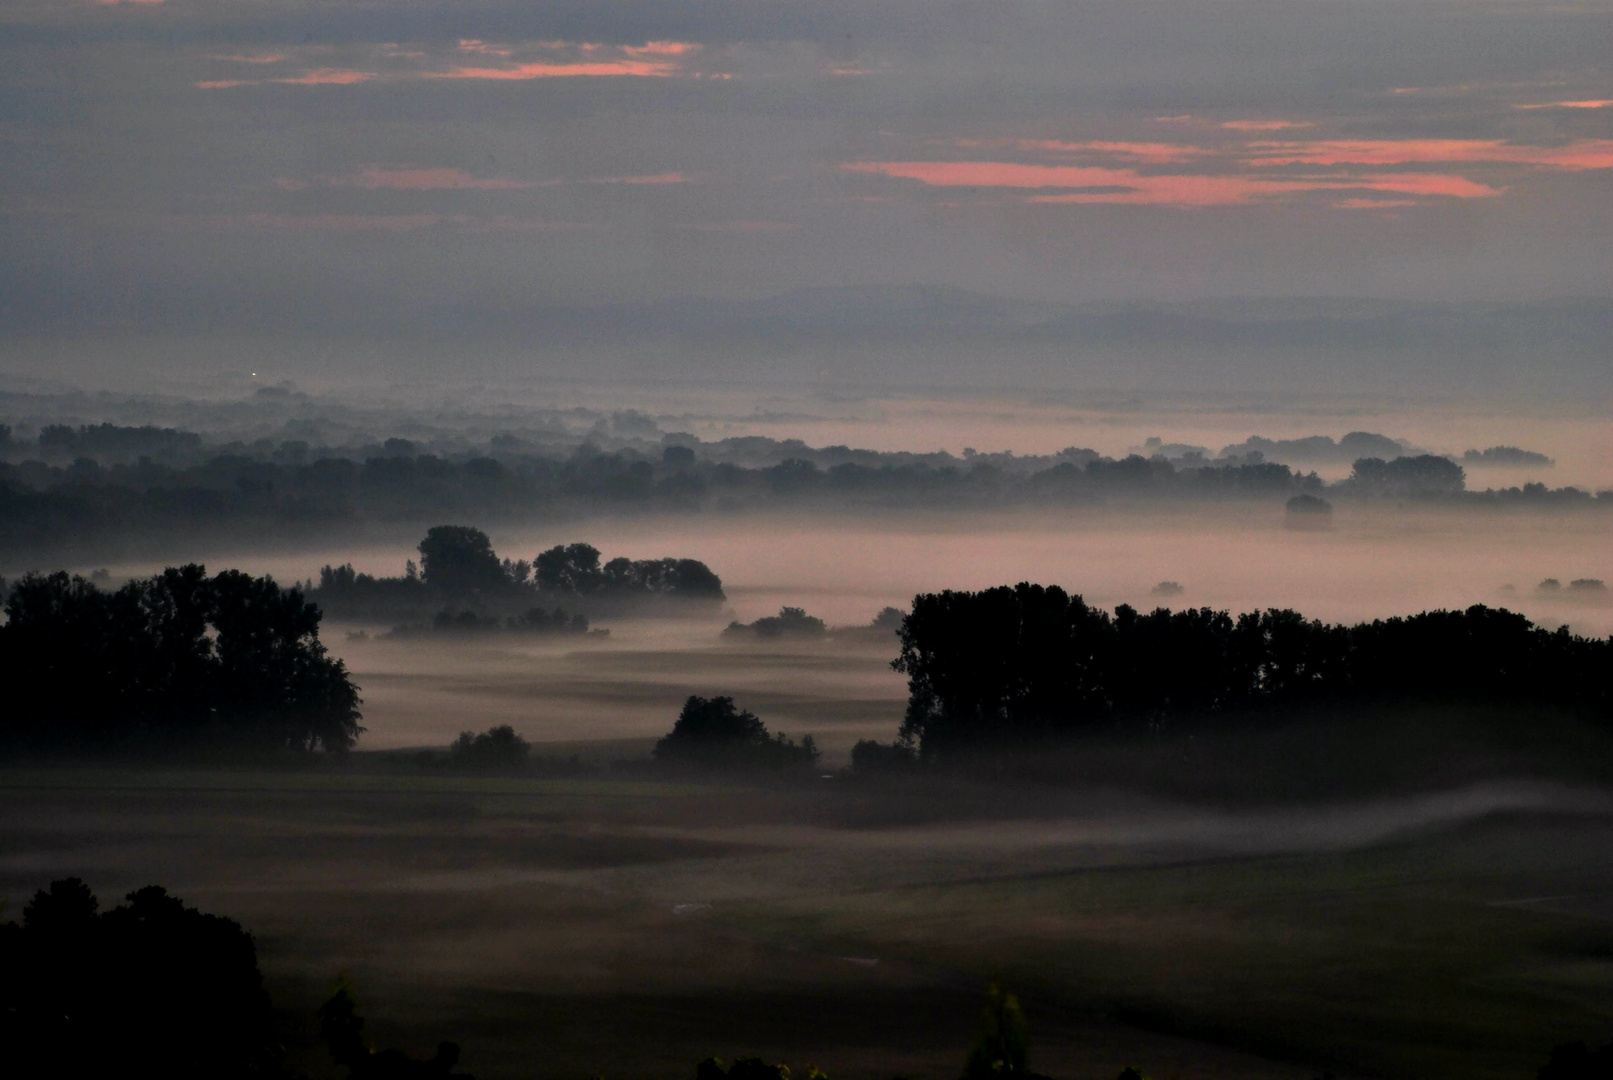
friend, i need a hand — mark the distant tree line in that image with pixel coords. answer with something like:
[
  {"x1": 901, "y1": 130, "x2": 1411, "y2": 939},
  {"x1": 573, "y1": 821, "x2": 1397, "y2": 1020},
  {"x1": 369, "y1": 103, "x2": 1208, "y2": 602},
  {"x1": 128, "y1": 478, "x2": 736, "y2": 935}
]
[
  {"x1": 0, "y1": 566, "x2": 362, "y2": 754},
  {"x1": 6, "y1": 423, "x2": 1602, "y2": 559},
  {"x1": 311, "y1": 526, "x2": 723, "y2": 621},
  {"x1": 884, "y1": 585, "x2": 1613, "y2": 761}
]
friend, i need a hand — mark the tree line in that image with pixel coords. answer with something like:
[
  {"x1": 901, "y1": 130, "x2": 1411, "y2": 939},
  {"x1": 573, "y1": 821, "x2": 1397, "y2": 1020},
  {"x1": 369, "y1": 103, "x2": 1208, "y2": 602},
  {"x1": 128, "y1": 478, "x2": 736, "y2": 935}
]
[
  {"x1": 886, "y1": 584, "x2": 1613, "y2": 761},
  {"x1": 9, "y1": 425, "x2": 1601, "y2": 559},
  {"x1": 0, "y1": 566, "x2": 362, "y2": 754},
  {"x1": 312, "y1": 526, "x2": 724, "y2": 621}
]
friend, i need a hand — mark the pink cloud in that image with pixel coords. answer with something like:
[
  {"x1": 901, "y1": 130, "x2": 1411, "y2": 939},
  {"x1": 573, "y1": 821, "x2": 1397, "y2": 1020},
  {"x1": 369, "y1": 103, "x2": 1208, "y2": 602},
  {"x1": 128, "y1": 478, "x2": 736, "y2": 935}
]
[
  {"x1": 340, "y1": 167, "x2": 541, "y2": 190},
  {"x1": 1222, "y1": 120, "x2": 1310, "y2": 131},
  {"x1": 195, "y1": 80, "x2": 248, "y2": 90},
  {"x1": 457, "y1": 40, "x2": 514, "y2": 57},
  {"x1": 592, "y1": 172, "x2": 691, "y2": 184},
  {"x1": 271, "y1": 69, "x2": 376, "y2": 86},
  {"x1": 205, "y1": 53, "x2": 289, "y2": 65},
  {"x1": 203, "y1": 214, "x2": 448, "y2": 232},
  {"x1": 430, "y1": 59, "x2": 681, "y2": 80},
  {"x1": 623, "y1": 41, "x2": 701, "y2": 56},
  {"x1": 1245, "y1": 138, "x2": 1613, "y2": 170},
  {"x1": 1514, "y1": 99, "x2": 1613, "y2": 110},
  {"x1": 843, "y1": 160, "x2": 1500, "y2": 205},
  {"x1": 951, "y1": 139, "x2": 1211, "y2": 163}
]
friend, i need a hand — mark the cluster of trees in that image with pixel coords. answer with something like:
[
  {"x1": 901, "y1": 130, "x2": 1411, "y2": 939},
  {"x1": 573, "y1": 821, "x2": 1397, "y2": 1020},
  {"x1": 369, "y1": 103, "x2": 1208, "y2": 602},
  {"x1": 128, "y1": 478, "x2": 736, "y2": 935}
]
[
  {"x1": 312, "y1": 527, "x2": 724, "y2": 621},
  {"x1": 1, "y1": 878, "x2": 474, "y2": 1078},
  {"x1": 884, "y1": 584, "x2": 1613, "y2": 761},
  {"x1": 723, "y1": 606, "x2": 828, "y2": 641},
  {"x1": 0, "y1": 877, "x2": 281, "y2": 1077},
  {"x1": 654, "y1": 695, "x2": 820, "y2": 769},
  {"x1": 0, "y1": 566, "x2": 363, "y2": 754}
]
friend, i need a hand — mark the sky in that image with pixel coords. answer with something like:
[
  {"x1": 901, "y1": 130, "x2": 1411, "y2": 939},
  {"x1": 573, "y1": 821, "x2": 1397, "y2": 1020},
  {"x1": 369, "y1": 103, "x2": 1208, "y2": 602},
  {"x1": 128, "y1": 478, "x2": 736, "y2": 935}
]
[{"x1": 1, "y1": 0, "x2": 1611, "y2": 380}]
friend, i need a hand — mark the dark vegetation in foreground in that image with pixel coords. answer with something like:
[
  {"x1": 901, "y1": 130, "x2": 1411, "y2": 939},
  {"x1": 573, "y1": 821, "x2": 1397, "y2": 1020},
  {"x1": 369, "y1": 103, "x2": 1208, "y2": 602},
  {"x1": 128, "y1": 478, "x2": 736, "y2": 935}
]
[
  {"x1": 5, "y1": 874, "x2": 1604, "y2": 1080},
  {"x1": 2, "y1": 416, "x2": 1605, "y2": 561},
  {"x1": 313, "y1": 526, "x2": 723, "y2": 622},
  {"x1": 0, "y1": 878, "x2": 471, "y2": 1078},
  {"x1": 1, "y1": 565, "x2": 362, "y2": 755},
  {"x1": 853, "y1": 585, "x2": 1613, "y2": 764}
]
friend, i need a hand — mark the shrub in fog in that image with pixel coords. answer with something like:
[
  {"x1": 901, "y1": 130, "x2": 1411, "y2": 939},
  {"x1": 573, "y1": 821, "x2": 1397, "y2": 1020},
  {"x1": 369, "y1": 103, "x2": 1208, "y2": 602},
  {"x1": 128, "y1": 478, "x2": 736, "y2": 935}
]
[
  {"x1": 654, "y1": 695, "x2": 819, "y2": 769},
  {"x1": 723, "y1": 606, "x2": 827, "y2": 641},
  {"x1": 448, "y1": 725, "x2": 531, "y2": 772}
]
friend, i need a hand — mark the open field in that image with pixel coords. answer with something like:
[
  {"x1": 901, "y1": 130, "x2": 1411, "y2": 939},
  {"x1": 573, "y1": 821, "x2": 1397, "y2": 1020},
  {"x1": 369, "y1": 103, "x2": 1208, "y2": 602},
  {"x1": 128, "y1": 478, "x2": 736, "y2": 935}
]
[{"x1": 5, "y1": 715, "x2": 1613, "y2": 1080}]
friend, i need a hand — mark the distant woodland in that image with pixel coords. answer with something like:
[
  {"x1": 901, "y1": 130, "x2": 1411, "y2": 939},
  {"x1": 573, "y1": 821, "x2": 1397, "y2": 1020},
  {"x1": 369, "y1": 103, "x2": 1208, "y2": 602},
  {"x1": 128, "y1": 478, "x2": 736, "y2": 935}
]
[
  {"x1": 311, "y1": 526, "x2": 725, "y2": 622},
  {"x1": 0, "y1": 418, "x2": 1603, "y2": 560}
]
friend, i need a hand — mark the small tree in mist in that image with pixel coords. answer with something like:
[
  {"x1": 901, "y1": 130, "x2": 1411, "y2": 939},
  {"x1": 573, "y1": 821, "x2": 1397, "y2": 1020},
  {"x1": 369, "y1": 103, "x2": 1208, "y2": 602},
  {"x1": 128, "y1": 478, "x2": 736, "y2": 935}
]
[
  {"x1": 448, "y1": 724, "x2": 531, "y2": 772},
  {"x1": 654, "y1": 695, "x2": 819, "y2": 769}
]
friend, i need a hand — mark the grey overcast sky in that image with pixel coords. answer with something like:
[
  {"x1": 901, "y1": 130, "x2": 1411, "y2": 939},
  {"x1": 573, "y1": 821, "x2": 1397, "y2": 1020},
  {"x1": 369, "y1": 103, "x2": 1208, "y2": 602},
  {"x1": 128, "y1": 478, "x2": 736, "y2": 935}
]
[{"x1": 1, "y1": 0, "x2": 1611, "y2": 357}]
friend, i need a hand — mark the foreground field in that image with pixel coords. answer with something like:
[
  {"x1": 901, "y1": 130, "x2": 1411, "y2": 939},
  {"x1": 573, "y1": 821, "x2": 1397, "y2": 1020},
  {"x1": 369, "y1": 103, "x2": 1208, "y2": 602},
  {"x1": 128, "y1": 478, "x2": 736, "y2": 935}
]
[{"x1": 4, "y1": 720, "x2": 1613, "y2": 1080}]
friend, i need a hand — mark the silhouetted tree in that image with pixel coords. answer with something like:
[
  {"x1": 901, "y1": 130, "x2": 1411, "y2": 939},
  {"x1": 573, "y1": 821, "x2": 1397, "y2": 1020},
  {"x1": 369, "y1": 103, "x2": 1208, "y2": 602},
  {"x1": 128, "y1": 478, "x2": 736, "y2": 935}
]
[
  {"x1": 418, "y1": 526, "x2": 510, "y2": 595},
  {"x1": 654, "y1": 695, "x2": 819, "y2": 769},
  {"x1": 0, "y1": 877, "x2": 282, "y2": 1078},
  {"x1": 448, "y1": 725, "x2": 531, "y2": 772},
  {"x1": 0, "y1": 566, "x2": 362, "y2": 753},
  {"x1": 319, "y1": 975, "x2": 469, "y2": 1078}
]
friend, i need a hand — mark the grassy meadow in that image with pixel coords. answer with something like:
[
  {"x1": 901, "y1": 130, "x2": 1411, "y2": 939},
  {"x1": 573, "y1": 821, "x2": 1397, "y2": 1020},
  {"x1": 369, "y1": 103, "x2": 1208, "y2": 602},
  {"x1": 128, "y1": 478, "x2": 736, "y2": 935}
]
[{"x1": 3, "y1": 710, "x2": 1612, "y2": 1080}]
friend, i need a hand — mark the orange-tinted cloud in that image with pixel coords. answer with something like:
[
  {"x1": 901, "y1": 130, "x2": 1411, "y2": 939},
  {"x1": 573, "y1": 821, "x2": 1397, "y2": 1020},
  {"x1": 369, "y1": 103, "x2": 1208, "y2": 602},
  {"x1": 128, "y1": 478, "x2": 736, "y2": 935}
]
[
  {"x1": 592, "y1": 172, "x2": 691, "y2": 184},
  {"x1": 194, "y1": 40, "x2": 705, "y2": 90},
  {"x1": 843, "y1": 160, "x2": 1500, "y2": 205},
  {"x1": 1246, "y1": 139, "x2": 1613, "y2": 169},
  {"x1": 1222, "y1": 119, "x2": 1310, "y2": 131},
  {"x1": 205, "y1": 53, "x2": 289, "y2": 65},
  {"x1": 339, "y1": 167, "x2": 541, "y2": 190},
  {"x1": 271, "y1": 69, "x2": 376, "y2": 86},
  {"x1": 1514, "y1": 99, "x2": 1613, "y2": 110},
  {"x1": 431, "y1": 58, "x2": 681, "y2": 80},
  {"x1": 950, "y1": 139, "x2": 1211, "y2": 163}
]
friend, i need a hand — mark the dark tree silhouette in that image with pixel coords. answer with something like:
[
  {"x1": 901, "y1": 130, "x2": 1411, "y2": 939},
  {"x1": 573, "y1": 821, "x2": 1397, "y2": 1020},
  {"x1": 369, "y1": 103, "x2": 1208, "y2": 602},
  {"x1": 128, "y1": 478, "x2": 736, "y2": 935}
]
[
  {"x1": 654, "y1": 695, "x2": 819, "y2": 769},
  {"x1": 318, "y1": 975, "x2": 469, "y2": 1078},
  {"x1": 0, "y1": 565, "x2": 362, "y2": 753},
  {"x1": 892, "y1": 585, "x2": 1613, "y2": 760},
  {"x1": 417, "y1": 525, "x2": 510, "y2": 595},
  {"x1": 0, "y1": 878, "x2": 282, "y2": 1078}
]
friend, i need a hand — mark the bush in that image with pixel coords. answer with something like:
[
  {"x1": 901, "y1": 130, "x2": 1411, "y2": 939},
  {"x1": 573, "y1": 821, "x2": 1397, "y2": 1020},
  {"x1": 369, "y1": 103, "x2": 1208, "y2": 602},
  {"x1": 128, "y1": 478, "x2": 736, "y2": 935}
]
[
  {"x1": 654, "y1": 695, "x2": 819, "y2": 769},
  {"x1": 448, "y1": 725, "x2": 531, "y2": 771}
]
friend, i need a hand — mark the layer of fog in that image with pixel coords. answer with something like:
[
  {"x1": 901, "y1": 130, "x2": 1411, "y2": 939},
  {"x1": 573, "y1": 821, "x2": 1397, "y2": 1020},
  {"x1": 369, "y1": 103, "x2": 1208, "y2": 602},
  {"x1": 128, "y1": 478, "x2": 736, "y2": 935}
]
[{"x1": 67, "y1": 499, "x2": 1604, "y2": 757}]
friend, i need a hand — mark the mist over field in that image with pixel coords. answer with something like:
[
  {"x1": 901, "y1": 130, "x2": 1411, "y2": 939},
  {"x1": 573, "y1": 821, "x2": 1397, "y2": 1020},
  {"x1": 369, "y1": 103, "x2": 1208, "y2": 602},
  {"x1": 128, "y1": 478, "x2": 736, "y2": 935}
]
[{"x1": 4, "y1": 0, "x2": 1613, "y2": 1074}]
